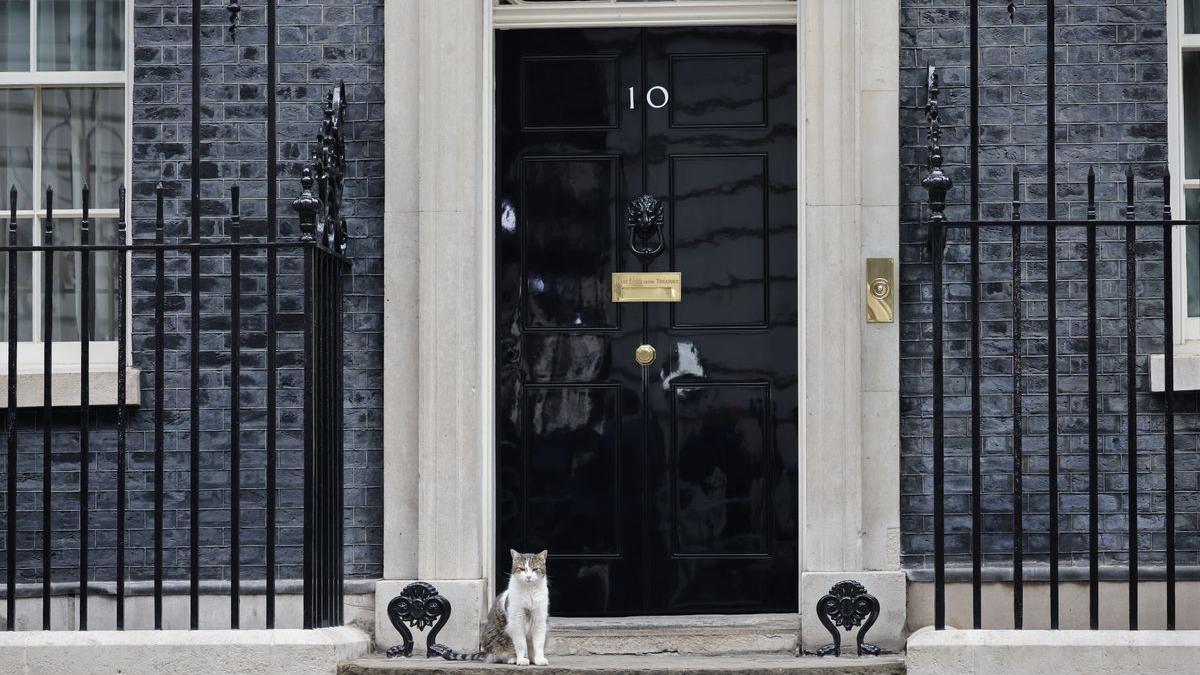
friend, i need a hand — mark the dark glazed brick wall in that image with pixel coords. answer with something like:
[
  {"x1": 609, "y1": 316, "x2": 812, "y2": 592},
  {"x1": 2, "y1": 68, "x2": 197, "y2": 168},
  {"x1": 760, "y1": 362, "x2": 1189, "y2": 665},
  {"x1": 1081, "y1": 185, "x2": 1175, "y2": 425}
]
[
  {"x1": 899, "y1": 0, "x2": 1200, "y2": 575},
  {"x1": 130, "y1": 0, "x2": 385, "y2": 582},
  {"x1": 0, "y1": 0, "x2": 383, "y2": 588}
]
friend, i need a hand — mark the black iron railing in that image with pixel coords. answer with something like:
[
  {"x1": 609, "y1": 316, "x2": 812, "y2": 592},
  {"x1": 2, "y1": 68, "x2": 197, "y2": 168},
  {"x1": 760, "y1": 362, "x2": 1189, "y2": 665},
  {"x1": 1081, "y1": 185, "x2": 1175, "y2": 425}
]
[
  {"x1": 922, "y1": 66, "x2": 1185, "y2": 631},
  {"x1": 0, "y1": 82, "x2": 350, "y2": 631},
  {"x1": 0, "y1": 177, "x2": 347, "y2": 632}
]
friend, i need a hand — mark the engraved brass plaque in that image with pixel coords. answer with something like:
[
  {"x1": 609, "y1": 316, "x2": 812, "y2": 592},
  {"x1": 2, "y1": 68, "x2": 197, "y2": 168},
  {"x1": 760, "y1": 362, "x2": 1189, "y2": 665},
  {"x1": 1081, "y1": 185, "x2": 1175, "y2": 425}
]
[
  {"x1": 611, "y1": 272, "x2": 682, "y2": 303},
  {"x1": 866, "y1": 257, "x2": 895, "y2": 324},
  {"x1": 614, "y1": 270, "x2": 681, "y2": 302}
]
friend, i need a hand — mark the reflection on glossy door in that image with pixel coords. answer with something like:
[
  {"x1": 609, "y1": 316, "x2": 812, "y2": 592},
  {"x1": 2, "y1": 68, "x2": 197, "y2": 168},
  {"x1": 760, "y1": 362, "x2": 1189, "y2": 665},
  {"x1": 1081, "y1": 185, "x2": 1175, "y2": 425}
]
[{"x1": 497, "y1": 26, "x2": 797, "y2": 616}]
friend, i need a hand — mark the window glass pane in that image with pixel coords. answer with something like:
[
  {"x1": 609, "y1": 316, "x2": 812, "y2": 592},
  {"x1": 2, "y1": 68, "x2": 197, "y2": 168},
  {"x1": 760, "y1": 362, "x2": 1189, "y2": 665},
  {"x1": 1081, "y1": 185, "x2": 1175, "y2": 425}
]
[
  {"x1": 1188, "y1": 0, "x2": 1200, "y2": 33},
  {"x1": 1, "y1": 1, "x2": 30, "y2": 71},
  {"x1": 41, "y1": 88, "x2": 124, "y2": 210},
  {"x1": 1187, "y1": 53, "x2": 1200, "y2": 180},
  {"x1": 0, "y1": 90, "x2": 34, "y2": 211},
  {"x1": 49, "y1": 217, "x2": 118, "y2": 342},
  {"x1": 0, "y1": 220, "x2": 34, "y2": 342},
  {"x1": 1189, "y1": 191, "x2": 1200, "y2": 317},
  {"x1": 37, "y1": 0, "x2": 124, "y2": 72}
]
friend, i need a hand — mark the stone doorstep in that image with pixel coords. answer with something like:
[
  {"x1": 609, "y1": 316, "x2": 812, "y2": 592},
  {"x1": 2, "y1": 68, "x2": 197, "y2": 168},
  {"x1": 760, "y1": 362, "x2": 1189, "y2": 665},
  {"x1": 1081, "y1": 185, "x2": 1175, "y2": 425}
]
[
  {"x1": 545, "y1": 614, "x2": 801, "y2": 657},
  {"x1": 338, "y1": 654, "x2": 907, "y2": 675}
]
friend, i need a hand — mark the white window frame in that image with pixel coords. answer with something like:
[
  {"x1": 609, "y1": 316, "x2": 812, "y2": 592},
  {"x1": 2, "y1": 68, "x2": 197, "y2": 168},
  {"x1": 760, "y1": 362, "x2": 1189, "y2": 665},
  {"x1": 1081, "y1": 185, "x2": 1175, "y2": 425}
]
[
  {"x1": 492, "y1": 0, "x2": 798, "y2": 29},
  {"x1": 0, "y1": 0, "x2": 135, "y2": 403},
  {"x1": 1168, "y1": 0, "x2": 1200, "y2": 346}
]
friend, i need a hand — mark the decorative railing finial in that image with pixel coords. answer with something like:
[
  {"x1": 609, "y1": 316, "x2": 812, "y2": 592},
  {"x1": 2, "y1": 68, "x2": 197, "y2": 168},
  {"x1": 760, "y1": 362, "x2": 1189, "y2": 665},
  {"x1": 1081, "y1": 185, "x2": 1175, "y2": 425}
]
[
  {"x1": 292, "y1": 82, "x2": 348, "y2": 250},
  {"x1": 1008, "y1": 1, "x2": 1016, "y2": 23},
  {"x1": 228, "y1": 1, "x2": 241, "y2": 39},
  {"x1": 293, "y1": 168, "x2": 321, "y2": 241},
  {"x1": 921, "y1": 66, "x2": 953, "y2": 224},
  {"x1": 1126, "y1": 165, "x2": 1136, "y2": 220},
  {"x1": 1086, "y1": 166, "x2": 1097, "y2": 220},
  {"x1": 1164, "y1": 169, "x2": 1173, "y2": 220}
]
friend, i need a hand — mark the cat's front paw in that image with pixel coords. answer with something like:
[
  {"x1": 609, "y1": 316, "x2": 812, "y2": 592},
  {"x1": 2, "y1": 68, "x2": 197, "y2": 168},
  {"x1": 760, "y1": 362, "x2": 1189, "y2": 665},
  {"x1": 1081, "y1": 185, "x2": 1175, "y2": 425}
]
[
  {"x1": 516, "y1": 656, "x2": 530, "y2": 666},
  {"x1": 533, "y1": 656, "x2": 549, "y2": 666}
]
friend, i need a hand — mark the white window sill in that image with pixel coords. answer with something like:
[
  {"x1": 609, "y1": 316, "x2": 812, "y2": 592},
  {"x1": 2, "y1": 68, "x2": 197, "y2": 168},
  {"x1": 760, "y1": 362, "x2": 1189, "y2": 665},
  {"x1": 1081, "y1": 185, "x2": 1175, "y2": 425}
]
[
  {"x1": 0, "y1": 367, "x2": 141, "y2": 407},
  {"x1": 1150, "y1": 353, "x2": 1200, "y2": 392}
]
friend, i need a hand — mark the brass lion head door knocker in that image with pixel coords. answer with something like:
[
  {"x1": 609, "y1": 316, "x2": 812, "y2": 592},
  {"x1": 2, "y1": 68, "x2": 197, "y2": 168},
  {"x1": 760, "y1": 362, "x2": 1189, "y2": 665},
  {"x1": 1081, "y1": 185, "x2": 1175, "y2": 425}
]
[{"x1": 626, "y1": 194, "x2": 666, "y2": 266}]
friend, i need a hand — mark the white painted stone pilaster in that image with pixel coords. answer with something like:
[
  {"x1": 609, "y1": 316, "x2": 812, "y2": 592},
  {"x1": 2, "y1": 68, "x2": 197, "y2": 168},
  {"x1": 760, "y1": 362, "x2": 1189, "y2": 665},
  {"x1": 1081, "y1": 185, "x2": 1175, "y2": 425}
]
[
  {"x1": 413, "y1": 0, "x2": 486, "y2": 585},
  {"x1": 382, "y1": 0, "x2": 420, "y2": 585},
  {"x1": 858, "y1": 0, "x2": 903, "y2": 577},
  {"x1": 379, "y1": 0, "x2": 489, "y2": 653},
  {"x1": 798, "y1": 0, "x2": 904, "y2": 653}
]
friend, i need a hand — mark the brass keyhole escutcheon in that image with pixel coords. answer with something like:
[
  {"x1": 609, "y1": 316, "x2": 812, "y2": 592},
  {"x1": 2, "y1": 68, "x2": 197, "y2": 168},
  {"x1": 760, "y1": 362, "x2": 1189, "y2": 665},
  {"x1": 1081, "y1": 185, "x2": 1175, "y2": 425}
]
[{"x1": 635, "y1": 344, "x2": 656, "y2": 367}]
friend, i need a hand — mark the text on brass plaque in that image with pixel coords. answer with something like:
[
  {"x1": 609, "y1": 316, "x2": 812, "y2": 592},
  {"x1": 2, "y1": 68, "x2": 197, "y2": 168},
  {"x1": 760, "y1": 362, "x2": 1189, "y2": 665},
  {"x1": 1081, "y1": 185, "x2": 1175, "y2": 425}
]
[{"x1": 611, "y1": 272, "x2": 682, "y2": 303}]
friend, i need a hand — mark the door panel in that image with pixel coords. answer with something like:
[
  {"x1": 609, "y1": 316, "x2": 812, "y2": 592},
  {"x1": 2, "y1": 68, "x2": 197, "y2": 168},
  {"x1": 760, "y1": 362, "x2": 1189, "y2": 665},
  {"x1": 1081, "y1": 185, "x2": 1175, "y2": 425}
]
[
  {"x1": 521, "y1": 56, "x2": 621, "y2": 130},
  {"x1": 669, "y1": 154, "x2": 768, "y2": 328},
  {"x1": 523, "y1": 385, "x2": 623, "y2": 555},
  {"x1": 668, "y1": 53, "x2": 767, "y2": 128},
  {"x1": 671, "y1": 382, "x2": 771, "y2": 556},
  {"x1": 522, "y1": 156, "x2": 622, "y2": 330},
  {"x1": 497, "y1": 26, "x2": 797, "y2": 617}
]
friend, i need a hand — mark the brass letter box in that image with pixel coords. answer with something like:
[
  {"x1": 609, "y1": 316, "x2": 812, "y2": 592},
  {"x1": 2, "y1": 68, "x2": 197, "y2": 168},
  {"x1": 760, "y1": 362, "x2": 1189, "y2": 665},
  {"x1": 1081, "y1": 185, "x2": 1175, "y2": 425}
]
[{"x1": 611, "y1": 272, "x2": 682, "y2": 303}]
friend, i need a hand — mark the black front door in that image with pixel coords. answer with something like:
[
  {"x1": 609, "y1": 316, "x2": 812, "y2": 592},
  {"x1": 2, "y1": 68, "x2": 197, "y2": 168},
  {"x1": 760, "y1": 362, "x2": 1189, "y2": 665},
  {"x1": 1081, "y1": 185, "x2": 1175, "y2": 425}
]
[{"x1": 496, "y1": 27, "x2": 797, "y2": 616}]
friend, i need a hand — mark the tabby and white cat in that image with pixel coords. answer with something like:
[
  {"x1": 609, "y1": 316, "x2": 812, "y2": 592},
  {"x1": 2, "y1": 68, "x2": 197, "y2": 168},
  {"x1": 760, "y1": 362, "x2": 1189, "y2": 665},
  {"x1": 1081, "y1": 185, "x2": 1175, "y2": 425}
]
[{"x1": 448, "y1": 549, "x2": 550, "y2": 665}]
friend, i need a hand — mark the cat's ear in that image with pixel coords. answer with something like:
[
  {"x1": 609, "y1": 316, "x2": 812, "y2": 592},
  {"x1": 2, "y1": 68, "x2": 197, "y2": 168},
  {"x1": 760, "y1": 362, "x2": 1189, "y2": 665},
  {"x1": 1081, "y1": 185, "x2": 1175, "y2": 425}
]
[
  {"x1": 509, "y1": 548, "x2": 520, "y2": 561},
  {"x1": 536, "y1": 550, "x2": 548, "y2": 562}
]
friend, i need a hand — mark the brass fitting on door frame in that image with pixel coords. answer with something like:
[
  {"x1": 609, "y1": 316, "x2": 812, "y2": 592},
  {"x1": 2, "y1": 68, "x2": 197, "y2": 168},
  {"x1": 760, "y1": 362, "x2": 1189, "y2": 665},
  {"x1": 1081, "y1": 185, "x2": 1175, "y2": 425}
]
[{"x1": 866, "y1": 258, "x2": 895, "y2": 324}]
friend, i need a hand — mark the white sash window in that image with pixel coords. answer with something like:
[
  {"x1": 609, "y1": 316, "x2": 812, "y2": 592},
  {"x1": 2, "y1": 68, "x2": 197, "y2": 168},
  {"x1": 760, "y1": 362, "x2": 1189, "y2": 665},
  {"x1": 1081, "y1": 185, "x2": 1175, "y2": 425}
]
[{"x1": 0, "y1": 0, "x2": 130, "y2": 397}]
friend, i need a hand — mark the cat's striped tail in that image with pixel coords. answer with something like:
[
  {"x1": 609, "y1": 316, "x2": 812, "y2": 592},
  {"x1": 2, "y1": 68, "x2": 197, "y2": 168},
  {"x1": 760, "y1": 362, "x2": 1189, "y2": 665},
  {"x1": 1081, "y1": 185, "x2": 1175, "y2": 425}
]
[{"x1": 429, "y1": 644, "x2": 488, "y2": 661}]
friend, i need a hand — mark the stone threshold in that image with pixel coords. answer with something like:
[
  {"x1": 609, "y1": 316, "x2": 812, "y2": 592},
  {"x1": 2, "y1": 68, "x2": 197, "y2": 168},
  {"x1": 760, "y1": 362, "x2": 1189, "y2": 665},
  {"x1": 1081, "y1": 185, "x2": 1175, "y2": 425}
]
[
  {"x1": 544, "y1": 614, "x2": 798, "y2": 657},
  {"x1": 339, "y1": 653, "x2": 906, "y2": 675}
]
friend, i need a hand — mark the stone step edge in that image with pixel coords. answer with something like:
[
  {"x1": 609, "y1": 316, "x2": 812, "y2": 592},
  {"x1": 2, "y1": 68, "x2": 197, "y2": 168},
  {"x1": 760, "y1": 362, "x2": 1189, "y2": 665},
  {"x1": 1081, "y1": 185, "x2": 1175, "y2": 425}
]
[
  {"x1": 338, "y1": 654, "x2": 906, "y2": 675},
  {"x1": 545, "y1": 615, "x2": 799, "y2": 656}
]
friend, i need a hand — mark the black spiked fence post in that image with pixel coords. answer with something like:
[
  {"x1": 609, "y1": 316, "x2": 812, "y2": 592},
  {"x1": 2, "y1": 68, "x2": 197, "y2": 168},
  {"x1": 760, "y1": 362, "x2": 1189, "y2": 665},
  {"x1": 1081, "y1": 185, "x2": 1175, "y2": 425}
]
[
  {"x1": 922, "y1": 64, "x2": 951, "y2": 632},
  {"x1": 1086, "y1": 167, "x2": 1099, "y2": 630},
  {"x1": 1124, "y1": 166, "x2": 1139, "y2": 631},
  {"x1": 115, "y1": 185, "x2": 128, "y2": 630},
  {"x1": 153, "y1": 182, "x2": 166, "y2": 629},
  {"x1": 1164, "y1": 170, "x2": 1178, "y2": 630},
  {"x1": 5, "y1": 184, "x2": 16, "y2": 632},
  {"x1": 229, "y1": 185, "x2": 242, "y2": 629},
  {"x1": 1011, "y1": 166, "x2": 1024, "y2": 630},
  {"x1": 41, "y1": 186, "x2": 53, "y2": 630},
  {"x1": 79, "y1": 183, "x2": 92, "y2": 630}
]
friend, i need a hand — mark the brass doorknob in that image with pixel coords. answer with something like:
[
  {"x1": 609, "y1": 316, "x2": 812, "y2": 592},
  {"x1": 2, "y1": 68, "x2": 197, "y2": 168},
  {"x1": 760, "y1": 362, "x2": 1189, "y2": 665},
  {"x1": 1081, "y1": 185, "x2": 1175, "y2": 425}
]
[{"x1": 635, "y1": 344, "x2": 656, "y2": 367}]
